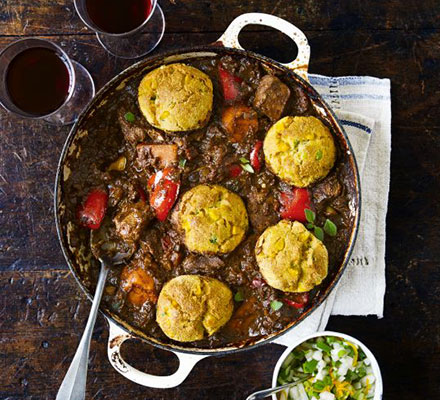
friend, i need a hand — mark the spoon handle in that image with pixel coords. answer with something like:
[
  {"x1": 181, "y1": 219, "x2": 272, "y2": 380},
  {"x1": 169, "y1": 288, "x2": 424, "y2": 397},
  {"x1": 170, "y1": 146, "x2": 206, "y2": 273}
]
[
  {"x1": 246, "y1": 375, "x2": 311, "y2": 400},
  {"x1": 56, "y1": 263, "x2": 109, "y2": 400}
]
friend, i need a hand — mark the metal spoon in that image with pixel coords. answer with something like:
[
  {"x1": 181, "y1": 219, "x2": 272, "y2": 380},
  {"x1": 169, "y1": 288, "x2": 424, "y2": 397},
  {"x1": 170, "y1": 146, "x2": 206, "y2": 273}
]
[
  {"x1": 245, "y1": 374, "x2": 312, "y2": 400},
  {"x1": 56, "y1": 227, "x2": 130, "y2": 400}
]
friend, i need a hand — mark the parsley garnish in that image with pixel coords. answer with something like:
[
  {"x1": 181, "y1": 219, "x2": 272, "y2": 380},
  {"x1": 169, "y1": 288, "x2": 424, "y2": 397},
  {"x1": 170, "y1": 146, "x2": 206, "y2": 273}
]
[
  {"x1": 304, "y1": 208, "x2": 337, "y2": 241},
  {"x1": 124, "y1": 112, "x2": 135, "y2": 122},
  {"x1": 270, "y1": 300, "x2": 283, "y2": 311}
]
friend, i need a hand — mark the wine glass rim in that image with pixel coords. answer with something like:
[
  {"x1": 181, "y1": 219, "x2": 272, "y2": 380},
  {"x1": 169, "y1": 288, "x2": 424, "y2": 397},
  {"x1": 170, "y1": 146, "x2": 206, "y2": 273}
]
[
  {"x1": 0, "y1": 37, "x2": 76, "y2": 120},
  {"x1": 73, "y1": 0, "x2": 158, "y2": 37}
]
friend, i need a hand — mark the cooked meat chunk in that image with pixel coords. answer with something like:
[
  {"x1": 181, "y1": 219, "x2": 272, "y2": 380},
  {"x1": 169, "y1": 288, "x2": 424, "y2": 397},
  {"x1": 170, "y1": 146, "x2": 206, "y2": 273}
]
[
  {"x1": 113, "y1": 201, "x2": 153, "y2": 245},
  {"x1": 291, "y1": 85, "x2": 310, "y2": 115},
  {"x1": 136, "y1": 143, "x2": 178, "y2": 170},
  {"x1": 118, "y1": 111, "x2": 146, "y2": 145},
  {"x1": 247, "y1": 185, "x2": 280, "y2": 234},
  {"x1": 312, "y1": 174, "x2": 342, "y2": 204},
  {"x1": 253, "y1": 75, "x2": 290, "y2": 121},
  {"x1": 179, "y1": 254, "x2": 225, "y2": 275}
]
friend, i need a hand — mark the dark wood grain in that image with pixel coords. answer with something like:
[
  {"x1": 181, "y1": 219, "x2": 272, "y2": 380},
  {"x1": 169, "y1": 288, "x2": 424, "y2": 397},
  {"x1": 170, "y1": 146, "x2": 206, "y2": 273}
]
[
  {"x1": 1, "y1": 1, "x2": 439, "y2": 399},
  {"x1": 0, "y1": 0, "x2": 439, "y2": 35}
]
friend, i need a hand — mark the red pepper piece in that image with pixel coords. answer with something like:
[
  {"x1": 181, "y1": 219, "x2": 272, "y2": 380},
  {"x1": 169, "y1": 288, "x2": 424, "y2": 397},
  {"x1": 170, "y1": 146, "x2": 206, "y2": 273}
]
[
  {"x1": 77, "y1": 189, "x2": 108, "y2": 230},
  {"x1": 279, "y1": 187, "x2": 311, "y2": 223},
  {"x1": 283, "y1": 292, "x2": 309, "y2": 309},
  {"x1": 218, "y1": 65, "x2": 243, "y2": 102},
  {"x1": 148, "y1": 168, "x2": 180, "y2": 222},
  {"x1": 228, "y1": 163, "x2": 243, "y2": 178},
  {"x1": 250, "y1": 140, "x2": 264, "y2": 172}
]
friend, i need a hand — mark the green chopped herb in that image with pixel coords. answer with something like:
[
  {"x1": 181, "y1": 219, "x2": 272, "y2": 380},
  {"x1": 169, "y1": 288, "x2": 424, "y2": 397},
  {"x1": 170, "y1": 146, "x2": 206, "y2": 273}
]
[
  {"x1": 313, "y1": 380, "x2": 326, "y2": 391},
  {"x1": 338, "y1": 349, "x2": 347, "y2": 358},
  {"x1": 179, "y1": 158, "x2": 187, "y2": 168},
  {"x1": 305, "y1": 208, "x2": 316, "y2": 223},
  {"x1": 315, "y1": 149, "x2": 323, "y2": 160},
  {"x1": 241, "y1": 163, "x2": 255, "y2": 173},
  {"x1": 357, "y1": 366, "x2": 367, "y2": 378},
  {"x1": 345, "y1": 369, "x2": 357, "y2": 382},
  {"x1": 124, "y1": 112, "x2": 135, "y2": 122},
  {"x1": 314, "y1": 226, "x2": 324, "y2": 241},
  {"x1": 323, "y1": 375, "x2": 332, "y2": 387},
  {"x1": 239, "y1": 157, "x2": 250, "y2": 164},
  {"x1": 324, "y1": 219, "x2": 337, "y2": 236},
  {"x1": 306, "y1": 223, "x2": 314, "y2": 229},
  {"x1": 326, "y1": 336, "x2": 337, "y2": 344},
  {"x1": 302, "y1": 359, "x2": 318, "y2": 373},
  {"x1": 209, "y1": 235, "x2": 218, "y2": 244},
  {"x1": 234, "y1": 291, "x2": 244, "y2": 302},
  {"x1": 316, "y1": 341, "x2": 332, "y2": 353},
  {"x1": 270, "y1": 300, "x2": 283, "y2": 311}
]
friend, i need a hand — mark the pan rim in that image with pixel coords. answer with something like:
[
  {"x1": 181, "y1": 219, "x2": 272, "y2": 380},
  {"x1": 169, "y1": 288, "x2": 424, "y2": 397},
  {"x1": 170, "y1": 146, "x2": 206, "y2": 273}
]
[{"x1": 54, "y1": 45, "x2": 361, "y2": 356}]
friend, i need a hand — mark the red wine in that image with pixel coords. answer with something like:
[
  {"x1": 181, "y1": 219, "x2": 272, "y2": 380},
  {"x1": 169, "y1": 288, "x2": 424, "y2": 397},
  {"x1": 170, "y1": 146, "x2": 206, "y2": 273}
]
[
  {"x1": 6, "y1": 47, "x2": 70, "y2": 116},
  {"x1": 86, "y1": 0, "x2": 152, "y2": 34}
]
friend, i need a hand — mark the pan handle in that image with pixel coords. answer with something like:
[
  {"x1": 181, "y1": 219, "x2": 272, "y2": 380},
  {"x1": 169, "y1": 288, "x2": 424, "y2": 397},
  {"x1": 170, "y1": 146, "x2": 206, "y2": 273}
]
[
  {"x1": 217, "y1": 13, "x2": 310, "y2": 80},
  {"x1": 106, "y1": 319, "x2": 207, "y2": 388}
]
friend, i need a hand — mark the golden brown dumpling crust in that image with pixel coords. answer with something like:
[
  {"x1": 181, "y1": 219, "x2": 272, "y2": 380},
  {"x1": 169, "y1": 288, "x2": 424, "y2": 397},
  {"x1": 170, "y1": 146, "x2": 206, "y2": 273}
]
[
  {"x1": 263, "y1": 116, "x2": 336, "y2": 187},
  {"x1": 138, "y1": 63, "x2": 213, "y2": 132},
  {"x1": 177, "y1": 184, "x2": 248, "y2": 254},
  {"x1": 255, "y1": 220, "x2": 328, "y2": 292},
  {"x1": 156, "y1": 275, "x2": 233, "y2": 342}
]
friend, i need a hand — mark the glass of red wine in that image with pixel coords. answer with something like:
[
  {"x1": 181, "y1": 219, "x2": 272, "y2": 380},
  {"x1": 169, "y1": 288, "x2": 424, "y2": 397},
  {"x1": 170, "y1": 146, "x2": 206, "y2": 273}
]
[
  {"x1": 74, "y1": 0, "x2": 165, "y2": 59},
  {"x1": 0, "y1": 38, "x2": 95, "y2": 125}
]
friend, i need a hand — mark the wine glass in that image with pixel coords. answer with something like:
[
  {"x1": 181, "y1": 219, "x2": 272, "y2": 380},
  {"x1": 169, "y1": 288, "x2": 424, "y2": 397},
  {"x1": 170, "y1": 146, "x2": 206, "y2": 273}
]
[
  {"x1": 0, "y1": 38, "x2": 95, "y2": 126},
  {"x1": 74, "y1": 0, "x2": 165, "y2": 59}
]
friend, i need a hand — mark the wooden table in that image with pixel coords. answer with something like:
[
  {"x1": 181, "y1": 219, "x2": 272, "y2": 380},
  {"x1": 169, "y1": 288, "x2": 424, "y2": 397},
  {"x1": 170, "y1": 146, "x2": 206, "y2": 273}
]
[{"x1": 1, "y1": 1, "x2": 439, "y2": 399}]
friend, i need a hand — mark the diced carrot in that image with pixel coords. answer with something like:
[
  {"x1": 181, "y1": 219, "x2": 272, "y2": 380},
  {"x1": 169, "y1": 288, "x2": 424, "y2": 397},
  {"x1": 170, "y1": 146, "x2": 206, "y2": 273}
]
[{"x1": 221, "y1": 105, "x2": 258, "y2": 143}]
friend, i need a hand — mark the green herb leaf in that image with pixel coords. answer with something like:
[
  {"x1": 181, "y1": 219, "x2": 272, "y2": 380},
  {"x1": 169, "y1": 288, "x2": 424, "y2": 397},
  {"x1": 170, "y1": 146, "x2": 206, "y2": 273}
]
[
  {"x1": 357, "y1": 366, "x2": 367, "y2": 378},
  {"x1": 306, "y1": 223, "x2": 314, "y2": 229},
  {"x1": 324, "y1": 219, "x2": 337, "y2": 236},
  {"x1": 239, "y1": 157, "x2": 250, "y2": 164},
  {"x1": 316, "y1": 341, "x2": 332, "y2": 353},
  {"x1": 315, "y1": 149, "x2": 323, "y2": 160},
  {"x1": 124, "y1": 112, "x2": 135, "y2": 122},
  {"x1": 270, "y1": 300, "x2": 283, "y2": 311},
  {"x1": 323, "y1": 375, "x2": 333, "y2": 387},
  {"x1": 338, "y1": 349, "x2": 347, "y2": 358},
  {"x1": 326, "y1": 336, "x2": 337, "y2": 344},
  {"x1": 302, "y1": 359, "x2": 318, "y2": 374},
  {"x1": 305, "y1": 208, "x2": 316, "y2": 223},
  {"x1": 345, "y1": 369, "x2": 357, "y2": 383},
  {"x1": 314, "y1": 226, "x2": 324, "y2": 241},
  {"x1": 234, "y1": 291, "x2": 244, "y2": 302},
  {"x1": 179, "y1": 158, "x2": 187, "y2": 168},
  {"x1": 313, "y1": 380, "x2": 326, "y2": 391},
  {"x1": 241, "y1": 163, "x2": 255, "y2": 173},
  {"x1": 209, "y1": 235, "x2": 217, "y2": 244}
]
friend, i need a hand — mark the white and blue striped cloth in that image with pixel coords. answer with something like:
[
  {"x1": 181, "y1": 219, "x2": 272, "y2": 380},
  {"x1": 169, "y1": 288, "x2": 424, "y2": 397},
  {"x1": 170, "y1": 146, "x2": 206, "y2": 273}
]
[{"x1": 275, "y1": 74, "x2": 391, "y2": 346}]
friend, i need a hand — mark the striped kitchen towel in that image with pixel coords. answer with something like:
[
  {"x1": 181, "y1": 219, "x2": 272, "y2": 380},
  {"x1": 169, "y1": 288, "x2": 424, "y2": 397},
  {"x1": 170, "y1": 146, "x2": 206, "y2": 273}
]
[{"x1": 274, "y1": 75, "x2": 391, "y2": 346}]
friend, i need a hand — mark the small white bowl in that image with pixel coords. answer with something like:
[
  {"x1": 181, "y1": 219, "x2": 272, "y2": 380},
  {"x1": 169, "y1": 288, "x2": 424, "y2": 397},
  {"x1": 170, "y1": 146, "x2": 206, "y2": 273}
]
[{"x1": 272, "y1": 330, "x2": 383, "y2": 400}]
